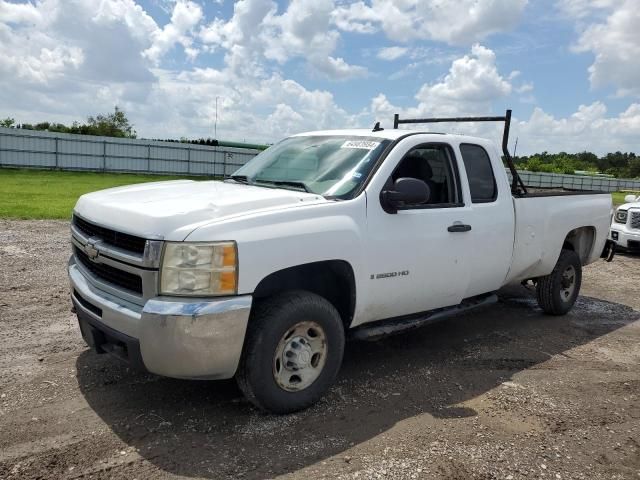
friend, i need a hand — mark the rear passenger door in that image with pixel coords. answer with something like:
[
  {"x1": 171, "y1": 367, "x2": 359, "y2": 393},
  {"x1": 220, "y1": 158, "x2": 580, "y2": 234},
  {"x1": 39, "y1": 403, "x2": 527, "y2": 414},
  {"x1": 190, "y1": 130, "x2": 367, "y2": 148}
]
[{"x1": 458, "y1": 143, "x2": 515, "y2": 298}]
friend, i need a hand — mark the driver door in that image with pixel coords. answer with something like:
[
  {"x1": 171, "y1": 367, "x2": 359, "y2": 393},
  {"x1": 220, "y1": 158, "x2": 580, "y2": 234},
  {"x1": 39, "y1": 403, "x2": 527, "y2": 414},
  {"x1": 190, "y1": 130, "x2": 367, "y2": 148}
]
[{"x1": 362, "y1": 141, "x2": 473, "y2": 323}]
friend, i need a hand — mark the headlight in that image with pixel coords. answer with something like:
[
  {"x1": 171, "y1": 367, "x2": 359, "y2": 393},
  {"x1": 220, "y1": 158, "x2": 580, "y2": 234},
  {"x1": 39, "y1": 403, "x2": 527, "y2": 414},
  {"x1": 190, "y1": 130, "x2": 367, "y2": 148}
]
[
  {"x1": 160, "y1": 242, "x2": 237, "y2": 296},
  {"x1": 614, "y1": 209, "x2": 628, "y2": 224}
]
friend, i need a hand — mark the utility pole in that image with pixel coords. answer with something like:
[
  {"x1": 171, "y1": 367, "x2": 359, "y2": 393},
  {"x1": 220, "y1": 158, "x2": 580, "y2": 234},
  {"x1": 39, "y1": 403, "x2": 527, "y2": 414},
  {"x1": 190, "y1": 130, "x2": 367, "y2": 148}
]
[{"x1": 214, "y1": 96, "x2": 219, "y2": 140}]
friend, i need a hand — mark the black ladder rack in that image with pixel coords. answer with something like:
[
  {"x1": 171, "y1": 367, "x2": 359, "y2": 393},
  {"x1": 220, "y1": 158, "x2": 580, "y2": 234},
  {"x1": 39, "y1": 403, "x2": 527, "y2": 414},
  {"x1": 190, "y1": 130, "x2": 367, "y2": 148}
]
[{"x1": 392, "y1": 109, "x2": 527, "y2": 195}]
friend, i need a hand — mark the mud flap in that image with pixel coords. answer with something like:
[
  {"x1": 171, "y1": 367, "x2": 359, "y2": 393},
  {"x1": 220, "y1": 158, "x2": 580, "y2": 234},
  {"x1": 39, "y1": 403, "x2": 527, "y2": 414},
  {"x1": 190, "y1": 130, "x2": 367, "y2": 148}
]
[{"x1": 600, "y1": 239, "x2": 616, "y2": 262}]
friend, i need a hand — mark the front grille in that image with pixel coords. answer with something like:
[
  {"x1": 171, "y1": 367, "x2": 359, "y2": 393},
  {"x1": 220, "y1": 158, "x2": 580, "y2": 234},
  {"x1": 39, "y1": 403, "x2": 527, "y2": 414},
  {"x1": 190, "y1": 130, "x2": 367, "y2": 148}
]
[
  {"x1": 74, "y1": 246, "x2": 143, "y2": 294},
  {"x1": 628, "y1": 240, "x2": 640, "y2": 250},
  {"x1": 631, "y1": 212, "x2": 640, "y2": 230},
  {"x1": 73, "y1": 215, "x2": 147, "y2": 254}
]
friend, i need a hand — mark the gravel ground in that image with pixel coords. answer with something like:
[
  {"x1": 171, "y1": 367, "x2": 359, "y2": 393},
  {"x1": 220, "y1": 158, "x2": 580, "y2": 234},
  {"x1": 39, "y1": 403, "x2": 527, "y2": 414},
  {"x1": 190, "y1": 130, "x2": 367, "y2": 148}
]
[{"x1": 0, "y1": 219, "x2": 639, "y2": 480}]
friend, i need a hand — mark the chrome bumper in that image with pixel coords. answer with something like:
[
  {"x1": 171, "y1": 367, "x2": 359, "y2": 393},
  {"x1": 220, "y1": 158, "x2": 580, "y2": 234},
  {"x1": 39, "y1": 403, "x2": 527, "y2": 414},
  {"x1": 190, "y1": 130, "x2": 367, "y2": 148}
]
[{"x1": 69, "y1": 259, "x2": 251, "y2": 380}]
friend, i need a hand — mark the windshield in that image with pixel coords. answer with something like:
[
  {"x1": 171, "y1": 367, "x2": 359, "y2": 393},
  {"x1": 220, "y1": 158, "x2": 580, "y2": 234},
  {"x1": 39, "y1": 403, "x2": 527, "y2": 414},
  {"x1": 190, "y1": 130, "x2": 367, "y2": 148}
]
[{"x1": 230, "y1": 135, "x2": 391, "y2": 198}]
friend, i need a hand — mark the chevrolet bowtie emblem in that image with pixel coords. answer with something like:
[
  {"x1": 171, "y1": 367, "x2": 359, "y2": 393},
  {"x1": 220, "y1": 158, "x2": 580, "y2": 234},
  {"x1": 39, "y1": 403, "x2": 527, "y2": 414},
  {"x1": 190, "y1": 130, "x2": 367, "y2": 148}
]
[{"x1": 85, "y1": 239, "x2": 99, "y2": 260}]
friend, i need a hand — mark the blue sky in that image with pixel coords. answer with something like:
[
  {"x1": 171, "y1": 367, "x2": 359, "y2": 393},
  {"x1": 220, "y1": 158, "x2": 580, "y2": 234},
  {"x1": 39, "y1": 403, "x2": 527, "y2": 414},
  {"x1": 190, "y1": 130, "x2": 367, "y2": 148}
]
[{"x1": 0, "y1": 0, "x2": 638, "y2": 154}]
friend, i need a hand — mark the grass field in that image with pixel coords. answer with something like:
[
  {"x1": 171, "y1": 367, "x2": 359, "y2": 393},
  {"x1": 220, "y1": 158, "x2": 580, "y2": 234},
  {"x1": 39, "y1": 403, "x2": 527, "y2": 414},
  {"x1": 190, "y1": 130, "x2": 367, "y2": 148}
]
[
  {"x1": 0, "y1": 169, "x2": 207, "y2": 219},
  {"x1": 0, "y1": 168, "x2": 634, "y2": 219},
  {"x1": 612, "y1": 191, "x2": 639, "y2": 206}
]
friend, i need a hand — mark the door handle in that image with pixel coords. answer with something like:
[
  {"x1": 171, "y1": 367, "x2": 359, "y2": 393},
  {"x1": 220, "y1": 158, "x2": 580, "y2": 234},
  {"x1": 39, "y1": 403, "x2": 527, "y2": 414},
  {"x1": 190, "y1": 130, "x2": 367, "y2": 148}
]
[{"x1": 448, "y1": 223, "x2": 472, "y2": 233}]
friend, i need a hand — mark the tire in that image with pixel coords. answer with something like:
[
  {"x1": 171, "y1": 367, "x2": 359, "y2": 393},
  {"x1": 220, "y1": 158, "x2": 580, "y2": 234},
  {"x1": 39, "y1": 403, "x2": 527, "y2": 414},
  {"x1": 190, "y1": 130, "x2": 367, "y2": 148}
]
[
  {"x1": 236, "y1": 291, "x2": 345, "y2": 414},
  {"x1": 536, "y1": 249, "x2": 582, "y2": 316}
]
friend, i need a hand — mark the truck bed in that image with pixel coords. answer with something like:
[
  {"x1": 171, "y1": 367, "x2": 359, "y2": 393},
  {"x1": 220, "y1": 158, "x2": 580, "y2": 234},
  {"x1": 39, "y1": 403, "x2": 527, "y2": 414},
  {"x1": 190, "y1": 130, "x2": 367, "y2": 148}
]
[{"x1": 505, "y1": 191, "x2": 612, "y2": 284}]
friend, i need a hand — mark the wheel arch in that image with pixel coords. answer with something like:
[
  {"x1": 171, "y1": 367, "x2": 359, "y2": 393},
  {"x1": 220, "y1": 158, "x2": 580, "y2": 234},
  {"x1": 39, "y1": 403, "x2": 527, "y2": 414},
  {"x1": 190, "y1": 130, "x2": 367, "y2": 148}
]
[
  {"x1": 562, "y1": 226, "x2": 596, "y2": 264},
  {"x1": 251, "y1": 260, "x2": 357, "y2": 330}
]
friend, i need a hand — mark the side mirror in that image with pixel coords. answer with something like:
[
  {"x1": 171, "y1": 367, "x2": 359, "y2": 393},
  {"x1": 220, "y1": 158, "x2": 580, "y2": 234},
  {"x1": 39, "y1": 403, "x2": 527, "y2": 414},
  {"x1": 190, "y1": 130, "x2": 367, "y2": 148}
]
[
  {"x1": 624, "y1": 194, "x2": 638, "y2": 204},
  {"x1": 381, "y1": 177, "x2": 430, "y2": 213}
]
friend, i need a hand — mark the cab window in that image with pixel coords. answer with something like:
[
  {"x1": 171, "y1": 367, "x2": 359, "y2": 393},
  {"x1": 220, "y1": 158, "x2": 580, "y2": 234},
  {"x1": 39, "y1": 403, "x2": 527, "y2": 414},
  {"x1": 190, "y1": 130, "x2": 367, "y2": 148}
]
[
  {"x1": 391, "y1": 144, "x2": 461, "y2": 206},
  {"x1": 459, "y1": 144, "x2": 497, "y2": 203}
]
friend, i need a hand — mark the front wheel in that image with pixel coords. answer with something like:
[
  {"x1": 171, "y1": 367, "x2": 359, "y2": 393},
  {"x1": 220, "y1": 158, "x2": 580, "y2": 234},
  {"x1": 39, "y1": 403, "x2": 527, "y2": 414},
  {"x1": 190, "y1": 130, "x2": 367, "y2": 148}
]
[
  {"x1": 536, "y1": 249, "x2": 582, "y2": 315},
  {"x1": 236, "y1": 291, "x2": 345, "y2": 414}
]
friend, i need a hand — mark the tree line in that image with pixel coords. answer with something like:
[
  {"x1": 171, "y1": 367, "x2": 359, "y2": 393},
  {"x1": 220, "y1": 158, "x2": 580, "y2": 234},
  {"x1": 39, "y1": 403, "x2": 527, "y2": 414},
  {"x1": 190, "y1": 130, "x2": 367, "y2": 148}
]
[
  {"x1": 1, "y1": 107, "x2": 136, "y2": 139},
  {"x1": 513, "y1": 151, "x2": 640, "y2": 179},
  {"x1": 0, "y1": 108, "x2": 225, "y2": 147}
]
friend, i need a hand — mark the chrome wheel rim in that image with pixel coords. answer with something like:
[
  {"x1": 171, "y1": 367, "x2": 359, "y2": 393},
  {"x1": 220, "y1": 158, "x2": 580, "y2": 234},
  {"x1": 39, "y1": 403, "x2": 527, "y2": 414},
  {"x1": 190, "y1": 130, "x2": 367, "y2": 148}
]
[
  {"x1": 273, "y1": 321, "x2": 327, "y2": 392},
  {"x1": 560, "y1": 265, "x2": 577, "y2": 302}
]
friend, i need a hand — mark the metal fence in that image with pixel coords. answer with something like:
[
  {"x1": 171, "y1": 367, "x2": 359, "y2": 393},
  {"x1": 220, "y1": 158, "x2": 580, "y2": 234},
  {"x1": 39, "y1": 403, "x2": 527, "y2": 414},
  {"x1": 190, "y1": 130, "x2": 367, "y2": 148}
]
[
  {"x1": 0, "y1": 127, "x2": 260, "y2": 176},
  {"x1": 511, "y1": 170, "x2": 640, "y2": 193},
  {"x1": 2, "y1": 126, "x2": 640, "y2": 192}
]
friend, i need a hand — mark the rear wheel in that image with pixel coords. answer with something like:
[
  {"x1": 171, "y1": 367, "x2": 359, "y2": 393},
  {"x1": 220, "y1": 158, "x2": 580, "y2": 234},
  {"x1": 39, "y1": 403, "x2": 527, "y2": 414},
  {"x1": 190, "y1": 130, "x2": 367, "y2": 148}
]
[
  {"x1": 236, "y1": 291, "x2": 345, "y2": 414},
  {"x1": 536, "y1": 249, "x2": 582, "y2": 315}
]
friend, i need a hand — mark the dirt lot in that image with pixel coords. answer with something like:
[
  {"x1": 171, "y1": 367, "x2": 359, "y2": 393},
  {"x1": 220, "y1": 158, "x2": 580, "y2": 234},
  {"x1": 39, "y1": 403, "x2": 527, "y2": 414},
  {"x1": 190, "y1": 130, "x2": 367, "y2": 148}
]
[{"x1": 1, "y1": 219, "x2": 639, "y2": 480}]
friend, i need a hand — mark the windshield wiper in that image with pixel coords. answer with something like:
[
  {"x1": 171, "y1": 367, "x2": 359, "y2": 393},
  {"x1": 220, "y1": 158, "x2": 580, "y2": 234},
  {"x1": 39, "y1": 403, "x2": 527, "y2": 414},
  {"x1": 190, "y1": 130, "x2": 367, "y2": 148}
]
[
  {"x1": 229, "y1": 174, "x2": 251, "y2": 184},
  {"x1": 254, "y1": 179, "x2": 312, "y2": 193}
]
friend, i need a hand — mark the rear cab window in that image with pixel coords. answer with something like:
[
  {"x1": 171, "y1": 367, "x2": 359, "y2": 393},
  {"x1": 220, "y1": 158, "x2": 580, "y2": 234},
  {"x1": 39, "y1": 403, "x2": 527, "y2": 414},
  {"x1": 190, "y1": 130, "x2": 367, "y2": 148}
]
[{"x1": 459, "y1": 143, "x2": 497, "y2": 203}]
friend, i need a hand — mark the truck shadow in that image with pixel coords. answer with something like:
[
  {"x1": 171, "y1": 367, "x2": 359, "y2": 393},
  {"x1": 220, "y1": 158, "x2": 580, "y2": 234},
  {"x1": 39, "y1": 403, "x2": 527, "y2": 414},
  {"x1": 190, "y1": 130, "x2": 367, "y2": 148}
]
[{"x1": 75, "y1": 286, "x2": 638, "y2": 479}]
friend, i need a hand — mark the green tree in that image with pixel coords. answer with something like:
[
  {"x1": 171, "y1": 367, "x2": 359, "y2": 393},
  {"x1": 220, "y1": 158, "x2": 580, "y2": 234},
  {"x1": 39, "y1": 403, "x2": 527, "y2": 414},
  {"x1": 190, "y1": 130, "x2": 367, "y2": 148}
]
[
  {"x1": 3, "y1": 107, "x2": 136, "y2": 138},
  {"x1": 84, "y1": 106, "x2": 136, "y2": 138}
]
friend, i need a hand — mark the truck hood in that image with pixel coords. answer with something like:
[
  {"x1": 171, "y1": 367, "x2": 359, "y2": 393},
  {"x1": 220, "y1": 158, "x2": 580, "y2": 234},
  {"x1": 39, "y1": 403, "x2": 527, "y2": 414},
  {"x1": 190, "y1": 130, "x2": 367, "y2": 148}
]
[
  {"x1": 617, "y1": 202, "x2": 640, "y2": 211},
  {"x1": 74, "y1": 180, "x2": 326, "y2": 240}
]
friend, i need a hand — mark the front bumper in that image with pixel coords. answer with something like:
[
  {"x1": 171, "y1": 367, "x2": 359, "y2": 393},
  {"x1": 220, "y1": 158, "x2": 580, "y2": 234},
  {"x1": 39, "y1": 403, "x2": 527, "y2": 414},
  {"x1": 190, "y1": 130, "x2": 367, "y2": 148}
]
[
  {"x1": 69, "y1": 261, "x2": 251, "y2": 380},
  {"x1": 610, "y1": 225, "x2": 640, "y2": 250}
]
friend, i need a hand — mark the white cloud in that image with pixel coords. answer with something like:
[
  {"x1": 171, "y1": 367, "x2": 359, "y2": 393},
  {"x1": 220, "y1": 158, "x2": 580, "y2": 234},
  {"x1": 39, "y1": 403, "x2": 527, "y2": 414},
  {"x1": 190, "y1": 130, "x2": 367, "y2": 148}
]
[
  {"x1": 385, "y1": 47, "x2": 459, "y2": 80},
  {"x1": 200, "y1": 0, "x2": 366, "y2": 80},
  {"x1": 0, "y1": 0, "x2": 355, "y2": 143},
  {"x1": 416, "y1": 44, "x2": 512, "y2": 107},
  {"x1": 558, "y1": 0, "x2": 616, "y2": 19},
  {"x1": 513, "y1": 102, "x2": 640, "y2": 154},
  {"x1": 568, "y1": 0, "x2": 640, "y2": 97},
  {"x1": 370, "y1": 96, "x2": 640, "y2": 155},
  {"x1": 0, "y1": 0, "x2": 157, "y2": 85},
  {"x1": 516, "y1": 82, "x2": 534, "y2": 94},
  {"x1": 367, "y1": 45, "x2": 640, "y2": 155},
  {"x1": 1, "y1": 0, "x2": 638, "y2": 157},
  {"x1": 368, "y1": 44, "x2": 517, "y2": 146},
  {"x1": 377, "y1": 46, "x2": 408, "y2": 61},
  {"x1": 0, "y1": 0, "x2": 41, "y2": 23},
  {"x1": 314, "y1": 56, "x2": 367, "y2": 79},
  {"x1": 333, "y1": 0, "x2": 528, "y2": 45},
  {"x1": 144, "y1": 0, "x2": 203, "y2": 63},
  {"x1": 371, "y1": 44, "x2": 516, "y2": 121},
  {"x1": 136, "y1": 70, "x2": 355, "y2": 141}
]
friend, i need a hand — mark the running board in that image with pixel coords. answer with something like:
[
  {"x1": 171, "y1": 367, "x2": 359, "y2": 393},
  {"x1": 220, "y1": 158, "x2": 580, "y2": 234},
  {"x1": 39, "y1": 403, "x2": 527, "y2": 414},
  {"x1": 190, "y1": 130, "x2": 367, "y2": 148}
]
[{"x1": 349, "y1": 293, "x2": 498, "y2": 341}]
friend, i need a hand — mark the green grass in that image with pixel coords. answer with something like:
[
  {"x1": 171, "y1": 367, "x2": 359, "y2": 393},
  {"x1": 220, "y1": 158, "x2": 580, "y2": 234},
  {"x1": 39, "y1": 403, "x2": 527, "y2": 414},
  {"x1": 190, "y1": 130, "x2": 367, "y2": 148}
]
[
  {"x1": 612, "y1": 191, "x2": 639, "y2": 207},
  {"x1": 2, "y1": 168, "x2": 638, "y2": 219},
  {"x1": 0, "y1": 169, "x2": 207, "y2": 219}
]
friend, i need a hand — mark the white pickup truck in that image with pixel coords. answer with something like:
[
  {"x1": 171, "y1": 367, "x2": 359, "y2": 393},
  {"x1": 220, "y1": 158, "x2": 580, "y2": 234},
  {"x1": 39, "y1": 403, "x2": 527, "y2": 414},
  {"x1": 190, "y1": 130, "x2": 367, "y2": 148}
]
[
  {"x1": 611, "y1": 194, "x2": 640, "y2": 251},
  {"x1": 69, "y1": 111, "x2": 614, "y2": 413}
]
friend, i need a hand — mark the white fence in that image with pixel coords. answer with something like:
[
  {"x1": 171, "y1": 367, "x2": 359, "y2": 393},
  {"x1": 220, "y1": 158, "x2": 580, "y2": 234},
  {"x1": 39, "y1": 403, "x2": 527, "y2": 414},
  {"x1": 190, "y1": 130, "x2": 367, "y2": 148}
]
[
  {"x1": 0, "y1": 127, "x2": 260, "y2": 176},
  {"x1": 2, "y1": 127, "x2": 639, "y2": 192}
]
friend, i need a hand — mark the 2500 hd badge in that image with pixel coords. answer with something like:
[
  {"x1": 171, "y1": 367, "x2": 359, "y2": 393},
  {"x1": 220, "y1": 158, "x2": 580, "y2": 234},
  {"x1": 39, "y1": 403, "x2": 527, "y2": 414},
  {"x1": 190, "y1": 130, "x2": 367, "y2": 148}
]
[{"x1": 371, "y1": 270, "x2": 410, "y2": 280}]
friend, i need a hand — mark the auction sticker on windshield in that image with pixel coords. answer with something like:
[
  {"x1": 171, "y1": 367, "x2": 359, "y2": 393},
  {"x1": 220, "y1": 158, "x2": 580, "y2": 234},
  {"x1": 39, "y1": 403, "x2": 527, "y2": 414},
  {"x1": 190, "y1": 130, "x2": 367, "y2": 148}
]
[{"x1": 341, "y1": 140, "x2": 380, "y2": 150}]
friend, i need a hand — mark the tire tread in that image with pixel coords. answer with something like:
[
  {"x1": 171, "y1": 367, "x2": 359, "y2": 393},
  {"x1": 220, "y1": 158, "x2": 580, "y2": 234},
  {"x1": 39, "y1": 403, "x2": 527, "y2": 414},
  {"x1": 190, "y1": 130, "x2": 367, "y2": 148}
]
[
  {"x1": 236, "y1": 290, "x2": 344, "y2": 413},
  {"x1": 535, "y1": 249, "x2": 581, "y2": 316}
]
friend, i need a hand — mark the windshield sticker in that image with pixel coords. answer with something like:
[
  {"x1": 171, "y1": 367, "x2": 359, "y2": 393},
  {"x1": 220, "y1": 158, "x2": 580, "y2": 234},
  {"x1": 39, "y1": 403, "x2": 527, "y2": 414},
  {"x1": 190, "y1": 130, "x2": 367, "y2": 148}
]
[
  {"x1": 341, "y1": 140, "x2": 380, "y2": 150},
  {"x1": 352, "y1": 172, "x2": 363, "y2": 178}
]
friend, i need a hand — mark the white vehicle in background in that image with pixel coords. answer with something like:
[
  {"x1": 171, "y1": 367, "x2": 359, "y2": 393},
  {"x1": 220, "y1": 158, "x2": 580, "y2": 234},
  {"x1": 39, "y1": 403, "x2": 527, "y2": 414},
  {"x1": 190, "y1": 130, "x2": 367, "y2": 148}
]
[
  {"x1": 611, "y1": 194, "x2": 640, "y2": 251},
  {"x1": 68, "y1": 110, "x2": 615, "y2": 414}
]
